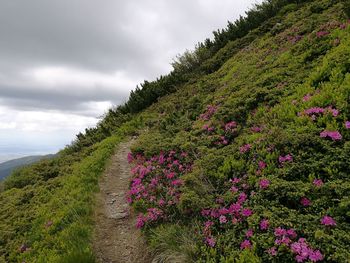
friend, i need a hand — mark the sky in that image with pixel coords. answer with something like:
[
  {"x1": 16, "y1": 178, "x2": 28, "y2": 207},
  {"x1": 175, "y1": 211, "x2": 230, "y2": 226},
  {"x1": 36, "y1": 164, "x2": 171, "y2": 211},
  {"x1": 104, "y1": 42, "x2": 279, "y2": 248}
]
[{"x1": 0, "y1": 0, "x2": 262, "y2": 162}]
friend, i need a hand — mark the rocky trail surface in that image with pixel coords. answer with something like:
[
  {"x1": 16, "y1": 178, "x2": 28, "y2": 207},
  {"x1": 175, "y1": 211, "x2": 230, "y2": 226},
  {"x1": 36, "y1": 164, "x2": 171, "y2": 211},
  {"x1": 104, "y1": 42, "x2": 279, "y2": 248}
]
[{"x1": 93, "y1": 140, "x2": 152, "y2": 263}]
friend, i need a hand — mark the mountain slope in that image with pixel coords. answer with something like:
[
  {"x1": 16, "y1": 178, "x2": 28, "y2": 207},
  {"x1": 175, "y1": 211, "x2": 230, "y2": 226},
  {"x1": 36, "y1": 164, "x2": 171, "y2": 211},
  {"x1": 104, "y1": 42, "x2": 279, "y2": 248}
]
[
  {"x1": 0, "y1": 0, "x2": 349, "y2": 262},
  {"x1": 0, "y1": 155, "x2": 54, "y2": 181}
]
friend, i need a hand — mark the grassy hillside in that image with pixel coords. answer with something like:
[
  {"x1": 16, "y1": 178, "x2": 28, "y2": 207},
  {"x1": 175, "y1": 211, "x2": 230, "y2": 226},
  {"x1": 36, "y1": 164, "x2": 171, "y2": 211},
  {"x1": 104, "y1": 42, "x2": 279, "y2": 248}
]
[{"x1": 1, "y1": 0, "x2": 350, "y2": 262}]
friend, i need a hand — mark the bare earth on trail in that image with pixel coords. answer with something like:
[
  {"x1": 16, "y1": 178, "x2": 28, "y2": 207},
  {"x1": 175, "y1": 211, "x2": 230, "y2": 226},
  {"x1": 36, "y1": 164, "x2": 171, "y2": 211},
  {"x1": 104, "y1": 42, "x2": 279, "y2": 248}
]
[{"x1": 93, "y1": 140, "x2": 152, "y2": 263}]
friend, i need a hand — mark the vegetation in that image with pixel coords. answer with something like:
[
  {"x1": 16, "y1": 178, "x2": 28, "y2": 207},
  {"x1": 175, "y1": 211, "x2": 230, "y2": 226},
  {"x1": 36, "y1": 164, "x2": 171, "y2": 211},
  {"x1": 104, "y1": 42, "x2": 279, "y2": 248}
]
[{"x1": 1, "y1": 0, "x2": 350, "y2": 262}]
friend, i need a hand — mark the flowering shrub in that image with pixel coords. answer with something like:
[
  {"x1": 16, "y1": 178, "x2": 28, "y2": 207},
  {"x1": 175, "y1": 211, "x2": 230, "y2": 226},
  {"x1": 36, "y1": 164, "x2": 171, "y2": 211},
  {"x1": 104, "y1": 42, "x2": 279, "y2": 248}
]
[
  {"x1": 320, "y1": 130, "x2": 342, "y2": 141},
  {"x1": 127, "y1": 151, "x2": 192, "y2": 228},
  {"x1": 125, "y1": 9, "x2": 350, "y2": 263}
]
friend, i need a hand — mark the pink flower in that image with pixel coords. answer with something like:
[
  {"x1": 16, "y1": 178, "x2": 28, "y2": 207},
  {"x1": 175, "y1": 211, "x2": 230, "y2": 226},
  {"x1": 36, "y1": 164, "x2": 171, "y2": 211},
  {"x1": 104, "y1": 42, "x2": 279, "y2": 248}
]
[
  {"x1": 219, "y1": 215, "x2": 227, "y2": 224},
  {"x1": 245, "y1": 229, "x2": 254, "y2": 238},
  {"x1": 251, "y1": 126, "x2": 262, "y2": 133},
  {"x1": 242, "y1": 208, "x2": 253, "y2": 217},
  {"x1": 321, "y1": 215, "x2": 336, "y2": 226},
  {"x1": 260, "y1": 219, "x2": 269, "y2": 230},
  {"x1": 136, "y1": 214, "x2": 145, "y2": 228},
  {"x1": 127, "y1": 152, "x2": 134, "y2": 163},
  {"x1": 345, "y1": 121, "x2": 350, "y2": 129},
  {"x1": 238, "y1": 192, "x2": 247, "y2": 204},
  {"x1": 313, "y1": 179, "x2": 324, "y2": 187},
  {"x1": 158, "y1": 199, "x2": 165, "y2": 207},
  {"x1": 316, "y1": 31, "x2": 329, "y2": 38},
  {"x1": 205, "y1": 236, "x2": 216, "y2": 247},
  {"x1": 225, "y1": 121, "x2": 237, "y2": 132},
  {"x1": 240, "y1": 239, "x2": 252, "y2": 250},
  {"x1": 286, "y1": 229, "x2": 297, "y2": 239},
  {"x1": 279, "y1": 154, "x2": 293, "y2": 164},
  {"x1": 259, "y1": 179, "x2": 270, "y2": 189},
  {"x1": 239, "y1": 144, "x2": 251, "y2": 153},
  {"x1": 300, "y1": 197, "x2": 312, "y2": 207},
  {"x1": 320, "y1": 130, "x2": 342, "y2": 141},
  {"x1": 258, "y1": 161, "x2": 267, "y2": 169},
  {"x1": 204, "y1": 220, "x2": 214, "y2": 228},
  {"x1": 309, "y1": 250, "x2": 324, "y2": 262},
  {"x1": 230, "y1": 186, "x2": 238, "y2": 193},
  {"x1": 302, "y1": 94, "x2": 312, "y2": 102},
  {"x1": 267, "y1": 247, "x2": 277, "y2": 256},
  {"x1": 274, "y1": 227, "x2": 287, "y2": 237}
]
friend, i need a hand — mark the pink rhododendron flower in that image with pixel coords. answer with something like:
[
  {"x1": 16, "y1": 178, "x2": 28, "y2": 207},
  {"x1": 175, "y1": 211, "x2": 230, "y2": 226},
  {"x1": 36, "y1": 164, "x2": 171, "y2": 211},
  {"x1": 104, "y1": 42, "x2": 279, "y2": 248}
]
[
  {"x1": 300, "y1": 197, "x2": 312, "y2": 207},
  {"x1": 316, "y1": 31, "x2": 329, "y2": 38},
  {"x1": 313, "y1": 179, "x2": 323, "y2": 187},
  {"x1": 251, "y1": 126, "x2": 262, "y2": 133},
  {"x1": 259, "y1": 179, "x2": 270, "y2": 189},
  {"x1": 302, "y1": 94, "x2": 312, "y2": 102},
  {"x1": 127, "y1": 152, "x2": 134, "y2": 163},
  {"x1": 258, "y1": 161, "x2": 267, "y2": 169},
  {"x1": 230, "y1": 186, "x2": 238, "y2": 193},
  {"x1": 245, "y1": 229, "x2": 253, "y2": 238},
  {"x1": 238, "y1": 192, "x2": 247, "y2": 204},
  {"x1": 239, "y1": 144, "x2": 251, "y2": 153},
  {"x1": 229, "y1": 203, "x2": 241, "y2": 213},
  {"x1": 240, "y1": 239, "x2": 252, "y2": 250},
  {"x1": 206, "y1": 236, "x2": 216, "y2": 247},
  {"x1": 225, "y1": 121, "x2": 237, "y2": 132},
  {"x1": 267, "y1": 247, "x2": 277, "y2": 256},
  {"x1": 309, "y1": 250, "x2": 324, "y2": 262},
  {"x1": 274, "y1": 227, "x2": 287, "y2": 237},
  {"x1": 260, "y1": 219, "x2": 269, "y2": 230},
  {"x1": 345, "y1": 121, "x2": 350, "y2": 129},
  {"x1": 279, "y1": 154, "x2": 293, "y2": 164},
  {"x1": 320, "y1": 130, "x2": 342, "y2": 141},
  {"x1": 136, "y1": 214, "x2": 145, "y2": 228},
  {"x1": 199, "y1": 105, "x2": 217, "y2": 120},
  {"x1": 242, "y1": 208, "x2": 253, "y2": 217},
  {"x1": 219, "y1": 215, "x2": 227, "y2": 224},
  {"x1": 321, "y1": 215, "x2": 336, "y2": 226},
  {"x1": 291, "y1": 238, "x2": 323, "y2": 262}
]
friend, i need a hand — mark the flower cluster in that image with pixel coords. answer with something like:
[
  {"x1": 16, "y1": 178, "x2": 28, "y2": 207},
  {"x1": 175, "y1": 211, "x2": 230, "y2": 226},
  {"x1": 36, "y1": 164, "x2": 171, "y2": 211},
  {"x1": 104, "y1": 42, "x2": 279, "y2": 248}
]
[
  {"x1": 201, "y1": 177, "x2": 256, "y2": 248},
  {"x1": 299, "y1": 106, "x2": 339, "y2": 120},
  {"x1": 127, "y1": 151, "x2": 192, "y2": 228},
  {"x1": 279, "y1": 154, "x2": 293, "y2": 164},
  {"x1": 224, "y1": 121, "x2": 237, "y2": 133},
  {"x1": 239, "y1": 144, "x2": 252, "y2": 153},
  {"x1": 290, "y1": 238, "x2": 323, "y2": 262},
  {"x1": 320, "y1": 215, "x2": 336, "y2": 226},
  {"x1": 316, "y1": 31, "x2": 330, "y2": 38},
  {"x1": 345, "y1": 121, "x2": 350, "y2": 129},
  {"x1": 199, "y1": 105, "x2": 218, "y2": 120},
  {"x1": 320, "y1": 130, "x2": 342, "y2": 141}
]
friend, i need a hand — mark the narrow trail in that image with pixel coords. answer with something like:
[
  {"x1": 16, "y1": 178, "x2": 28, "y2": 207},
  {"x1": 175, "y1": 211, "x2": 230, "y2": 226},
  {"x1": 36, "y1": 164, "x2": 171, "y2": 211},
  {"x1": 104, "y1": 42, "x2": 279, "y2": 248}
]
[{"x1": 93, "y1": 140, "x2": 152, "y2": 263}]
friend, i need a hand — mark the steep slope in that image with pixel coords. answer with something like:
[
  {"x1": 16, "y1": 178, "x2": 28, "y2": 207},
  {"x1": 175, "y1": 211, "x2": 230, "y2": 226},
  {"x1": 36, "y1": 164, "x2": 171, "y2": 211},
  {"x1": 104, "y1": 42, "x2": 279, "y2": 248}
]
[
  {"x1": 0, "y1": 155, "x2": 54, "y2": 181},
  {"x1": 125, "y1": 1, "x2": 350, "y2": 262},
  {"x1": 0, "y1": 0, "x2": 349, "y2": 262}
]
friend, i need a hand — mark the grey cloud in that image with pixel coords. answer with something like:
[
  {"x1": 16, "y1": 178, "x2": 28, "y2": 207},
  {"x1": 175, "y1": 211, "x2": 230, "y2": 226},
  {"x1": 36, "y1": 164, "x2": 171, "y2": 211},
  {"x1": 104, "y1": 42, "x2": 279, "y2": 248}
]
[{"x1": 0, "y1": 0, "x2": 260, "y2": 116}]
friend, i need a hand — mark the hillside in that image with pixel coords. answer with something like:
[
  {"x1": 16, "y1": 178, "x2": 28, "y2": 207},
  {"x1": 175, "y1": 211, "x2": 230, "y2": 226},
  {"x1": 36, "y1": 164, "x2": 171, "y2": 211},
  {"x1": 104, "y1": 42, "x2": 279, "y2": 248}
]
[
  {"x1": 0, "y1": 0, "x2": 350, "y2": 262},
  {"x1": 0, "y1": 155, "x2": 54, "y2": 181}
]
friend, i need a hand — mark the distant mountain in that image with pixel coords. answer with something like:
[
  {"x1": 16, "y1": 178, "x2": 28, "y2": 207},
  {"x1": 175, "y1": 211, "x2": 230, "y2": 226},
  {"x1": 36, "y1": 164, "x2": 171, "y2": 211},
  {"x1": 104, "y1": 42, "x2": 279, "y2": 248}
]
[{"x1": 0, "y1": 155, "x2": 54, "y2": 180}]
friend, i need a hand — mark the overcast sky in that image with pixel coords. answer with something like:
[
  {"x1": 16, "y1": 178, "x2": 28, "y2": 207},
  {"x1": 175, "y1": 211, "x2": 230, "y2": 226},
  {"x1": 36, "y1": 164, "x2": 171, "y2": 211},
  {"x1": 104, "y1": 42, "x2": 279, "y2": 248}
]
[{"x1": 0, "y1": 0, "x2": 261, "y2": 162}]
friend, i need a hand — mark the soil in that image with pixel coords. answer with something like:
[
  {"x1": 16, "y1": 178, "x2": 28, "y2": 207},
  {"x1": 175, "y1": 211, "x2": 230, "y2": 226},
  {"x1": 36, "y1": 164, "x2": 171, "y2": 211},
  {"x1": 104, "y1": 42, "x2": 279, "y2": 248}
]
[{"x1": 93, "y1": 140, "x2": 152, "y2": 263}]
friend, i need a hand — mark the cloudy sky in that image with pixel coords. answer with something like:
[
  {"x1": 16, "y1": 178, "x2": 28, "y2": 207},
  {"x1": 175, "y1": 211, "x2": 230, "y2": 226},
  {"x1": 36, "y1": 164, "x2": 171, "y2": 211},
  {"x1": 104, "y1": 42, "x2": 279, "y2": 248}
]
[{"x1": 0, "y1": 0, "x2": 261, "y2": 162}]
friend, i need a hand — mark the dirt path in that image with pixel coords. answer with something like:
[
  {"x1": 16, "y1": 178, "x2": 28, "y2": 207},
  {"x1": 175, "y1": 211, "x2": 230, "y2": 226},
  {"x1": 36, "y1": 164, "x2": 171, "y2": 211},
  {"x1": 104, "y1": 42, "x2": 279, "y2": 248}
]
[{"x1": 93, "y1": 140, "x2": 152, "y2": 263}]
